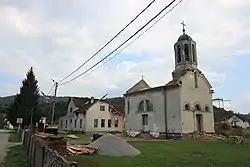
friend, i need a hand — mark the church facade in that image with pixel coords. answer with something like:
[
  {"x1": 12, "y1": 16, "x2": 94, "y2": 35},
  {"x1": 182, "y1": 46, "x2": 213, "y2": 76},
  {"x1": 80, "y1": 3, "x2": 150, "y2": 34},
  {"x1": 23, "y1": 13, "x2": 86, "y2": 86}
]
[{"x1": 124, "y1": 27, "x2": 215, "y2": 137}]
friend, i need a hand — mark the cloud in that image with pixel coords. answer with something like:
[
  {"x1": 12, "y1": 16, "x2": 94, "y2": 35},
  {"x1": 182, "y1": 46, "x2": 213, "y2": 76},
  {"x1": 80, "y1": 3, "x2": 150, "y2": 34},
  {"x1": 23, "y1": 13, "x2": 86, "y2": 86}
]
[{"x1": 0, "y1": 0, "x2": 249, "y2": 113}]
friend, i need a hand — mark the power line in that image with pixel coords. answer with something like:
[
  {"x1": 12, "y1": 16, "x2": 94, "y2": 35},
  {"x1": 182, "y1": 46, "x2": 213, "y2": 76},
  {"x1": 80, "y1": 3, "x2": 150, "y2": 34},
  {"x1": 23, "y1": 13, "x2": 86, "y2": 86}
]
[
  {"x1": 47, "y1": 84, "x2": 55, "y2": 96},
  {"x1": 59, "y1": 0, "x2": 178, "y2": 85},
  {"x1": 82, "y1": 0, "x2": 183, "y2": 78},
  {"x1": 58, "y1": 0, "x2": 156, "y2": 83}
]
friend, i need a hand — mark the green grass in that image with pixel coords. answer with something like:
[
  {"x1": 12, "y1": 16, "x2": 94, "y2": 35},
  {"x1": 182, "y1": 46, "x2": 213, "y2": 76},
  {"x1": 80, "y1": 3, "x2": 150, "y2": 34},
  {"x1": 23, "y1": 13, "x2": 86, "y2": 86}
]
[
  {"x1": 8, "y1": 133, "x2": 22, "y2": 143},
  {"x1": 68, "y1": 140, "x2": 250, "y2": 167},
  {"x1": 2, "y1": 145, "x2": 28, "y2": 167},
  {"x1": 59, "y1": 132, "x2": 92, "y2": 141}
]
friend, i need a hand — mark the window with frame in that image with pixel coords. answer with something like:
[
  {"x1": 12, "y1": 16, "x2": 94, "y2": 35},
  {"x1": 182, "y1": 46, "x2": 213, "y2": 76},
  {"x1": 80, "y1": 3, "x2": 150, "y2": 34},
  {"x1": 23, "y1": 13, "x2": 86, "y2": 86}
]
[
  {"x1": 115, "y1": 119, "x2": 119, "y2": 128},
  {"x1": 101, "y1": 119, "x2": 105, "y2": 128},
  {"x1": 138, "y1": 101, "x2": 144, "y2": 112},
  {"x1": 195, "y1": 104, "x2": 201, "y2": 111},
  {"x1": 74, "y1": 119, "x2": 77, "y2": 128},
  {"x1": 177, "y1": 45, "x2": 181, "y2": 63},
  {"x1": 108, "y1": 119, "x2": 111, "y2": 128},
  {"x1": 184, "y1": 103, "x2": 190, "y2": 110},
  {"x1": 205, "y1": 106, "x2": 209, "y2": 112},
  {"x1": 70, "y1": 107, "x2": 73, "y2": 113},
  {"x1": 194, "y1": 72, "x2": 198, "y2": 88},
  {"x1": 127, "y1": 99, "x2": 130, "y2": 114},
  {"x1": 94, "y1": 119, "x2": 98, "y2": 128},
  {"x1": 184, "y1": 44, "x2": 189, "y2": 61},
  {"x1": 80, "y1": 119, "x2": 83, "y2": 128},
  {"x1": 146, "y1": 100, "x2": 154, "y2": 111},
  {"x1": 100, "y1": 105, "x2": 105, "y2": 111},
  {"x1": 192, "y1": 44, "x2": 196, "y2": 63},
  {"x1": 65, "y1": 120, "x2": 68, "y2": 128}
]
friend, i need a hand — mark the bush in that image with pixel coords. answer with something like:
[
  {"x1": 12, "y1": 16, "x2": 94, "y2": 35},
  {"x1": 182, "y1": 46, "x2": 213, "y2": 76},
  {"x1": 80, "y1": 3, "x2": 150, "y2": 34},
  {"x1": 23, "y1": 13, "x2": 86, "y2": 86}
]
[{"x1": 232, "y1": 126, "x2": 244, "y2": 136}]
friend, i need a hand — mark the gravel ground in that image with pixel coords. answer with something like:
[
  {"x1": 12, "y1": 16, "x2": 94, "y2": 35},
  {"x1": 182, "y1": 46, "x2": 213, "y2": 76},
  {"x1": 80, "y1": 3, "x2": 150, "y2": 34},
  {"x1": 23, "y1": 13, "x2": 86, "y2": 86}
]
[{"x1": 89, "y1": 134, "x2": 140, "y2": 156}]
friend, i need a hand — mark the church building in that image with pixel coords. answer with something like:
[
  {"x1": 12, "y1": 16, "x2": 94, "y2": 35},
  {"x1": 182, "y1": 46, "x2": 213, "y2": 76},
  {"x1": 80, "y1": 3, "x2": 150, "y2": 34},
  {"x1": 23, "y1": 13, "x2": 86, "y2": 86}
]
[{"x1": 124, "y1": 24, "x2": 215, "y2": 137}]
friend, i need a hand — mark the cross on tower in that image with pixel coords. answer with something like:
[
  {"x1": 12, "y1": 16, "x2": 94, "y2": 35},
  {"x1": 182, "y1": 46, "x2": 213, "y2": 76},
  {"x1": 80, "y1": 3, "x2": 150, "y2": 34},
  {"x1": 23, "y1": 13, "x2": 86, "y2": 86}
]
[
  {"x1": 181, "y1": 21, "x2": 186, "y2": 34},
  {"x1": 141, "y1": 74, "x2": 144, "y2": 80}
]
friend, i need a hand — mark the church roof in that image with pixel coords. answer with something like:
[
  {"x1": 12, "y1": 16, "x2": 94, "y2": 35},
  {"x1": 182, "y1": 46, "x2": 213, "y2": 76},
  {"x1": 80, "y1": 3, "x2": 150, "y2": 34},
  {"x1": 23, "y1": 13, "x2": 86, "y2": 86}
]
[
  {"x1": 124, "y1": 79, "x2": 179, "y2": 96},
  {"x1": 126, "y1": 79, "x2": 151, "y2": 94},
  {"x1": 177, "y1": 34, "x2": 192, "y2": 42}
]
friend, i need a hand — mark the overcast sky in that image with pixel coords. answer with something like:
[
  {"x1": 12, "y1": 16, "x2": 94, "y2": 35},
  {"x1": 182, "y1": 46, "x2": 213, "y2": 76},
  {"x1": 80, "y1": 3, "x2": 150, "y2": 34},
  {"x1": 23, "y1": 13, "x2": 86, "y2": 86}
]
[{"x1": 0, "y1": 0, "x2": 249, "y2": 113}]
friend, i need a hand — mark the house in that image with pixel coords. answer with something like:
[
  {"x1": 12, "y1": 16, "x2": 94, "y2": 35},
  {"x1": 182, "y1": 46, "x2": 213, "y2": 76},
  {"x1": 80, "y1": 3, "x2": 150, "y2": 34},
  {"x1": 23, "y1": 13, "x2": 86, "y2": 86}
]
[
  {"x1": 59, "y1": 97, "x2": 124, "y2": 132},
  {"x1": 124, "y1": 25, "x2": 215, "y2": 137},
  {"x1": 221, "y1": 114, "x2": 250, "y2": 129}
]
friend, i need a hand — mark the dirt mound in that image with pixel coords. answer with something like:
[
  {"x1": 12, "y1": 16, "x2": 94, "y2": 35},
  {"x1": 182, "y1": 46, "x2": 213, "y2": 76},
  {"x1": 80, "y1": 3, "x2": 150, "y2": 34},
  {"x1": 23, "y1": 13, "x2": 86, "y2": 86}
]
[{"x1": 88, "y1": 134, "x2": 140, "y2": 156}]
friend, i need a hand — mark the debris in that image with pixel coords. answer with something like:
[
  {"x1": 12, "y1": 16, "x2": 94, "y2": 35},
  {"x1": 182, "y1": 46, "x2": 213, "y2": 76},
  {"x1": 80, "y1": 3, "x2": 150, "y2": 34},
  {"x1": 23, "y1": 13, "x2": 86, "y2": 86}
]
[
  {"x1": 191, "y1": 132, "x2": 226, "y2": 141},
  {"x1": 88, "y1": 134, "x2": 140, "y2": 156},
  {"x1": 35, "y1": 132, "x2": 63, "y2": 140},
  {"x1": 67, "y1": 135, "x2": 79, "y2": 139},
  {"x1": 67, "y1": 144, "x2": 98, "y2": 155},
  {"x1": 226, "y1": 136, "x2": 246, "y2": 144}
]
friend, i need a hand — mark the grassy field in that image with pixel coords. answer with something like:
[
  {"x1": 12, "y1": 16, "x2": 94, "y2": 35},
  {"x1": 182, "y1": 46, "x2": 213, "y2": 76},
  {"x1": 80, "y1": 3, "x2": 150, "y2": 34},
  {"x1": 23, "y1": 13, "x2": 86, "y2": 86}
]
[
  {"x1": 59, "y1": 132, "x2": 92, "y2": 141},
  {"x1": 2, "y1": 145, "x2": 28, "y2": 167},
  {"x1": 8, "y1": 133, "x2": 22, "y2": 143},
  {"x1": 68, "y1": 140, "x2": 250, "y2": 167}
]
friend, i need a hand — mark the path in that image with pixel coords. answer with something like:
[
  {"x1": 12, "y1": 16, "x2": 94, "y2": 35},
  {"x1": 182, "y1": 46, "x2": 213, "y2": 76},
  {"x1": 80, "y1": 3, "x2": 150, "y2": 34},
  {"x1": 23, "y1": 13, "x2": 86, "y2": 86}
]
[{"x1": 0, "y1": 129, "x2": 9, "y2": 163}]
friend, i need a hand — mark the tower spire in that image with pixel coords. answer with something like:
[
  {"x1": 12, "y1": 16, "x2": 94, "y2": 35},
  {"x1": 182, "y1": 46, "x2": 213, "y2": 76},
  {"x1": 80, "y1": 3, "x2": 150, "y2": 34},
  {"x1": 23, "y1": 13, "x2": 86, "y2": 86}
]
[{"x1": 181, "y1": 21, "x2": 186, "y2": 34}]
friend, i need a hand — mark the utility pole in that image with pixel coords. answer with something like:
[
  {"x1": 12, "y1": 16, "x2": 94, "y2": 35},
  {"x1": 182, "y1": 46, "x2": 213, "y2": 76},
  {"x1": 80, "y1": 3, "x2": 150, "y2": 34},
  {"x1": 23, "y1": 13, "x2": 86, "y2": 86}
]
[
  {"x1": 212, "y1": 97, "x2": 231, "y2": 109},
  {"x1": 51, "y1": 80, "x2": 58, "y2": 126}
]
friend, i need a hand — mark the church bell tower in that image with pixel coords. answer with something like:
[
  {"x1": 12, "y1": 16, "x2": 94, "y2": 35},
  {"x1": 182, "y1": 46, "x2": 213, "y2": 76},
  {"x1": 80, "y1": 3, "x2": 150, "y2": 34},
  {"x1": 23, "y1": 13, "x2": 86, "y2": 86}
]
[{"x1": 172, "y1": 21, "x2": 198, "y2": 79}]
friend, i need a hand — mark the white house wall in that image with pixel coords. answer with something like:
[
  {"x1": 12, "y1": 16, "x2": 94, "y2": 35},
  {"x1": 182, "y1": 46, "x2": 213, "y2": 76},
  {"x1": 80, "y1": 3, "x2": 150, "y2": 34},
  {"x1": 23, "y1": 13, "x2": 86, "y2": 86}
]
[
  {"x1": 180, "y1": 72, "x2": 215, "y2": 133},
  {"x1": 85, "y1": 101, "x2": 123, "y2": 132},
  {"x1": 227, "y1": 116, "x2": 250, "y2": 129},
  {"x1": 59, "y1": 98, "x2": 86, "y2": 131}
]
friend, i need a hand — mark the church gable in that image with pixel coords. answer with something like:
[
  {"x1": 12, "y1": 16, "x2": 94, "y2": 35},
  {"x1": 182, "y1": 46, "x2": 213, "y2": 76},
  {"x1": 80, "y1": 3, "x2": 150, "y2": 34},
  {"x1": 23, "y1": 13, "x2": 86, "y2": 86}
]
[{"x1": 126, "y1": 79, "x2": 150, "y2": 93}]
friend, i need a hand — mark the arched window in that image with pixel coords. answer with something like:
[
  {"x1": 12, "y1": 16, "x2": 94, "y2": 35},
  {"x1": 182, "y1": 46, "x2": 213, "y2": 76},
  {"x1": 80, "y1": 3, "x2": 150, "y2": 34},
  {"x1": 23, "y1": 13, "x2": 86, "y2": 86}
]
[
  {"x1": 205, "y1": 106, "x2": 209, "y2": 112},
  {"x1": 138, "y1": 101, "x2": 144, "y2": 112},
  {"x1": 177, "y1": 45, "x2": 181, "y2": 63},
  {"x1": 184, "y1": 103, "x2": 190, "y2": 110},
  {"x1": 192, "y1": 44, "x2": 196, "y2": 63},
  {"x1": 184, "y1": 44, "x2": 189, "y2": 61},
  {"x1": 195, "y1": 104, "x2": 201, "y2": 111},
  {"x1": 146, "y1": 100, "x2": 154, "y2": 111}
]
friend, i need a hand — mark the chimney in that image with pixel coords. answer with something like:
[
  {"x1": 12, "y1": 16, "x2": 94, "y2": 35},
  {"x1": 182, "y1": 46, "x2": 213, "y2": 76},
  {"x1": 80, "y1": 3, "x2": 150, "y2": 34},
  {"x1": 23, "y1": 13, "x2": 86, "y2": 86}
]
[{"x1": 90, "y1": 97, "x2": 94, "y2": 104}]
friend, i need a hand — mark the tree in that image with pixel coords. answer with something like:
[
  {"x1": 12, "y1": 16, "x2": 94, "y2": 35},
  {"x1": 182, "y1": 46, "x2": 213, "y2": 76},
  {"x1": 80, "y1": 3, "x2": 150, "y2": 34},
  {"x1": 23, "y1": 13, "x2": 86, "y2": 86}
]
[
  {"x1": 20, "y1": 67, "x2": 41, "y2": 126},
  {"x1": 6, "y1": 93, "x2": 23, "y2": 126},
  {"x1": 7, "y1": 67, "x2": 42, "y2": 127}
]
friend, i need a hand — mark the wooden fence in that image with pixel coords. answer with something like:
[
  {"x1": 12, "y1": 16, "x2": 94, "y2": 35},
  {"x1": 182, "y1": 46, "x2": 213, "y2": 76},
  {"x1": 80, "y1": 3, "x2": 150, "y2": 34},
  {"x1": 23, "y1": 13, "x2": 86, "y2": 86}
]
[{"x1": 19, "y1": 130, "x2": 78, "y2": 167}]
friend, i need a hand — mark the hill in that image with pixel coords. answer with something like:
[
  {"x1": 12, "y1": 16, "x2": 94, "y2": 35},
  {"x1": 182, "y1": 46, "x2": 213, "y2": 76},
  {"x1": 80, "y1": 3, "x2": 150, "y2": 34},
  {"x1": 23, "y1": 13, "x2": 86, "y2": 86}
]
[{"x1": 1, "y1": 95, "x2": 249, "y2": 123}]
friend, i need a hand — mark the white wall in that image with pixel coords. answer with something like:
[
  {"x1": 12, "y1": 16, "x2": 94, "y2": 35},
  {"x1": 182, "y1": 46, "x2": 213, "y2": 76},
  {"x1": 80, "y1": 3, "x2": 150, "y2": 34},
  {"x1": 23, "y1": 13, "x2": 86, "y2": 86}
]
[
  {"x1": 59, "y1": 98, "x2": 86, "y2": 131},
  {"x1": 180, "y1": 71, "x2": 215, "y2": 133},
  {"x1": 125, "y1": 89, "x2": 166, "y2": 133},
  {"x1": 227, "y1": 115, "x2": 250, "y2": 129},
  {"x1": 85, "y1": 101, "x2": 123, "y2": 132},
  {"x1": 166, "y1": 88, "x2": 182, "y2": 134}
]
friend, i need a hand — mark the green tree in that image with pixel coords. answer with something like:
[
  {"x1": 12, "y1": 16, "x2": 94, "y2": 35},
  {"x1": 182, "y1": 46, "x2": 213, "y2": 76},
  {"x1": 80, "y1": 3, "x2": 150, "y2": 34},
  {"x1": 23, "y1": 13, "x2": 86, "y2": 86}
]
[
  {"x1": 20, "y1": 67, "x2": 41, "y2": 126},
  {"x1": 6, "y1": 93, "x2": 24, "y2": 126},
  {"x1": 7, "y1": 67, "x2": 42, "y2": 127}
]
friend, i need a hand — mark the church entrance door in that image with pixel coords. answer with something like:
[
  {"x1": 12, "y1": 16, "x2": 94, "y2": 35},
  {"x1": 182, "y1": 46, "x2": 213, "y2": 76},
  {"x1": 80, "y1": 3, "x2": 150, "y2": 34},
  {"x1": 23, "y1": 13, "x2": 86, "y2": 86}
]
[
  {"x1": 142, "y1": 114, "x2": 149, "y2": 132},
  {"x1": 196, "y1": 114, "x2": 203, "y2": 132}
]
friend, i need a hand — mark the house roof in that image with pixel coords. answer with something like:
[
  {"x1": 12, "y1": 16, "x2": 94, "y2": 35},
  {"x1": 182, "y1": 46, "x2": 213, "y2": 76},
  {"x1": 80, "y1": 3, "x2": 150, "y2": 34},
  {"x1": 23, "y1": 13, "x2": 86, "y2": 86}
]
[
  {"x1": 109, "y1": 103, "x2": 125, "y2": 116},
  {"x1": 72, "y1": 97, "x2": 90, "y2": 107},
  {"x1": 221, "y1": 114, "x2": 250, "y2": 123},
  {"x1": 69, "y1": 97, "x2": 124, "y2": 117}
]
